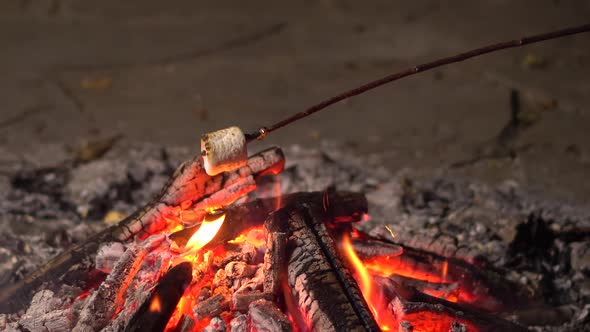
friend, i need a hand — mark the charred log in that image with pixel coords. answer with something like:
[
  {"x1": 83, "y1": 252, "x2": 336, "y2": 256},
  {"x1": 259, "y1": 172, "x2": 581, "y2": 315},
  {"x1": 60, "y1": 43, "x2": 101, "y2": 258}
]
[
  {"x1": 73, "y1": 245, "x2": 147, "y2": 332},
  {"x1": 263, "y1": 229, "x2": 287, "y2": 298},
  {"x1": 205, "y1": 190, "x2": 368, "y2": 248},
  {"x1": 124, "y1": 262, "x2": 193, "y2": 332},
  {"x1": 375, "y1": 276, "x2": 528, "y2": 332},
  {"x1": 272, "y1": 203, "x2": 379, "y2": 332},
  {"x1": 356, "y1": 234, "x2": 526, "y2": 312},
  {"x1": 193, "y1": 293, "x2": 230, "y2": 320}
]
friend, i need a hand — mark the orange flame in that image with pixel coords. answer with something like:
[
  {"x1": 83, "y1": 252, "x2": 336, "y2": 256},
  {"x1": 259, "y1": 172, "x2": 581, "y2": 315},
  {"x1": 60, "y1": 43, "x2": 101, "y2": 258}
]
[
  {"x1": 149, "y1": 294, "x2": 162, "y2": 312},
  {"x1": 342, "y1": 233, "x2": 395, "y2": 331},
  {"x1": 228, "y1": 227, "x2": 266, "y2": 248},
  {"x1": 185, "y1": 213, "x2": 226, "y2": 251}
]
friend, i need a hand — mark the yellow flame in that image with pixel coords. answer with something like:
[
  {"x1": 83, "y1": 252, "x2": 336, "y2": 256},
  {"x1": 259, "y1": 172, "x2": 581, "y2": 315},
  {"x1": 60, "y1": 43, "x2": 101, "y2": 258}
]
[
  {"x1": 185, "y1": 213, "x2": 226, "y2": 251},
  {"x1": 342, "y1": 233, "x2": 372, "y2": 298},
  {"x1": 342, "y1": 232, "x2": 393, "y2": 330},
  {"x1": 149, "y1": 294, "x2": 162, "y2": 312}
]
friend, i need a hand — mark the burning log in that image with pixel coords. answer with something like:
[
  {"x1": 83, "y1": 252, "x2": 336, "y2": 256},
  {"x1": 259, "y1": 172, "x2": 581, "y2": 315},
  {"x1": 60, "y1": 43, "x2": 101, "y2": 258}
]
[
  {"x1": 0, "y1": 147, "x2": 284, "y2": 314},
  {"x1": 124, "y1": 262, "x2": 193, "y2": 332},
  {"x1": 375, "y1": 276, "x2": 529, "y2": 332},
  {"x1": 73, "y1": 245, "x2": 147, "y2": 332},
  {"x1": 356, "y1": 234, "x2": 525, "y2": 312},
  {"x1": 232, "y1": 291, "x2": 274, "y2": 312},
  {"x1": 269, "y1": 203, "x2": 380, "y2": 332},
  {"x1": 248, "y1": 299, "x2": 293, "y2": 332},
  {"x1": 205, "y1": 190, "x2": 368, "y2": 248}
]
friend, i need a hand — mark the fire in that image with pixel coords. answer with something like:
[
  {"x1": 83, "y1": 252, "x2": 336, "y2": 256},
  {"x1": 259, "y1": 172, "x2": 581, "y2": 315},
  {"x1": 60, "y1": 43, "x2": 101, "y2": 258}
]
[
  {"x1": 342, "y1": 233, "x2": 395, "y2": 331},
  {"x1": 149, "y1": 294, "x2": 162, "y2": 312},
  {"x1": 185, "y1": 212, "x2": 226, "y2": 251},
  {"x1": 228, "y1": 227, "x2": 266, "y2": 248}
]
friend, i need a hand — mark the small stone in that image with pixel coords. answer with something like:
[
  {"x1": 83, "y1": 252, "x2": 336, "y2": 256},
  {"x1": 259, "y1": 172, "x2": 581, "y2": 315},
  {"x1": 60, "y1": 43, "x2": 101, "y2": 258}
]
[{"x1": 570, "y1": 242, "x2": 590, "y2": 272}]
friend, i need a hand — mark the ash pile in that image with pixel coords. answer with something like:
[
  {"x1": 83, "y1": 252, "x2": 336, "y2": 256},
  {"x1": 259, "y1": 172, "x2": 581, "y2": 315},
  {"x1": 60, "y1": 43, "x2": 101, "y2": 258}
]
[{"x1": 0, "y1": 141, "x2": 588, "y2": 331}]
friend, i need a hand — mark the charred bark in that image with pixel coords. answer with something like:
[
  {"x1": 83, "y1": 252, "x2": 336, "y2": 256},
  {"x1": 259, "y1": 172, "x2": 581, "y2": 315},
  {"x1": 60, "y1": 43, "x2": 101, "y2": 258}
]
[
  {"x1": 272, "y1": 203, "x2": 379, "y2": 332},
  {"x1": 73, "y1": 245, "x2": 147, "y2": 332}
]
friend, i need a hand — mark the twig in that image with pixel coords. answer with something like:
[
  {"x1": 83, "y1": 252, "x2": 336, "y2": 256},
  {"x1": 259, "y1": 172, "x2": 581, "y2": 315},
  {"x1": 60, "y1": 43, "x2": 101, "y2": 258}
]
[
  {"x1": 0, "y1": 105, "x2": 50, "y2": 130},
  {"x1": 246, "y1": 23, "x2": 590, "y2": 141}
]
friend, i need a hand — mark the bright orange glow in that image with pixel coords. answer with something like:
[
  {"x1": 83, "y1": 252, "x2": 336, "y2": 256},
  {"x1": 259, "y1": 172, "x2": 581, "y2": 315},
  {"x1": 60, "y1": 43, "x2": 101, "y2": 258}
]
[
  {"x1": 342, "y1": 233, "x2": 395, "y2": 331},
  {"x1": 149, "y1": 294, "x2": 162, "y2": 312},
  {"x1": 441, "y1": 260, "x2": 448, "y2": 281},
  {"x1": 185, "y1": 213, "x2": 226, "y2": 251},
  {"x1": 364, "y1": 255, "x2": 445, "y2": 283},
  {"x1": 228, "y1": 227, "x2": 266, "y2": 247}
]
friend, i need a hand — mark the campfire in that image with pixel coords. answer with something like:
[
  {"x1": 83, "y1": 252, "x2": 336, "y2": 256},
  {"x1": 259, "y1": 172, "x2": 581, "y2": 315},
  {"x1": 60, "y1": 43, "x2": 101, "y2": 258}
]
[{"x1": 0, "y1": 145, "x2": 543, "y2": 332}]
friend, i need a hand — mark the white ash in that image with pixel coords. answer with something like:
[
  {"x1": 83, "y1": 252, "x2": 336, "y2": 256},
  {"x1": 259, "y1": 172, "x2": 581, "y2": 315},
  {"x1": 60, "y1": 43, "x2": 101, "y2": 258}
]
[{"x1": 95, "y1": 242, "x2": 126, "y2": 273}]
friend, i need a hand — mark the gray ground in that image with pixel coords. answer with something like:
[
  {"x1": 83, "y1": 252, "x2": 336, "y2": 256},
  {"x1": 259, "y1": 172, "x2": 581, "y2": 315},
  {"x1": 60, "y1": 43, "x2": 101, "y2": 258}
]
[{"x1": 0, "y1": 0, "x2": 589, "y2": 205}]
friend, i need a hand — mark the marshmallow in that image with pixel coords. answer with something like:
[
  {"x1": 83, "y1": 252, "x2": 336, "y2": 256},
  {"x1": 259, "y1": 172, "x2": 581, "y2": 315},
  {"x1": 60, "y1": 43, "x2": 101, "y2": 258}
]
[{"x1": 201, "y1": 126, "x2": 248, "y2": 176}]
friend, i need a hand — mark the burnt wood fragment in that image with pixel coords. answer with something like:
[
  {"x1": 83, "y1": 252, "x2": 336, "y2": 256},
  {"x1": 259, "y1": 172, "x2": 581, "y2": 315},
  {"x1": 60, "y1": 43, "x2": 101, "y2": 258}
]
[
  {"x1": 272, "y1": 203, "x2": 379, "y2": 332},
  {"x1": 125, "y1": 262, "x2": 193, "y2": 332},
  {"x1": 248, "y1": 299, "x2": 293, "y2": 332},
  {"x1": 172, "y1": 314, "x2": 195, "y2": 332},
  {"x1": 263, "y1": 229, "x2": 287, "y2": 297},
  {"x1": 232, "y1": 291, "x2": 274, "y2": 312},
  {"x1": 0, "y1": 147, "x2": 284, "y2": 314},
  {"x1": 193, "y1": 293, "x2": 230, "y2": 320},
  {"x1": 73, "y1": 245, "x2": 147, "y2": 332},
  {"x1": 352, "y1": 237, "x2": 403, "y2": 258}
]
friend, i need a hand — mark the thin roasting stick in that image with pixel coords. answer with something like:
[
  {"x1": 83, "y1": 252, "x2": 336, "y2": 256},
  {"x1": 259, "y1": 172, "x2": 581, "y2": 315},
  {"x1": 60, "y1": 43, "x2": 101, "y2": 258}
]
[{"x1": 244, "y1": 23, "x2": 590, "y2": 142}]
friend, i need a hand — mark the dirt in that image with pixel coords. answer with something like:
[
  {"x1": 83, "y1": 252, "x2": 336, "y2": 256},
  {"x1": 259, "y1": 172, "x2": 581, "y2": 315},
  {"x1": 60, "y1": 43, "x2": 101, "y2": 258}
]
[{"x1": 0, "y1": 1, "x2": 589, "y2": 204}]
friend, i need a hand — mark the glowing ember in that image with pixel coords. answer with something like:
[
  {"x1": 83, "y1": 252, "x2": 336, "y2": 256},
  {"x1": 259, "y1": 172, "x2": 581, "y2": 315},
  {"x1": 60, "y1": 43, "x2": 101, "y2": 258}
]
[
  {"x1": 149, "y1": 294, "x2": 162, "y2": 313},
  {"x1": 185, "y1": 212, "x2": 226, "y2": 251}
]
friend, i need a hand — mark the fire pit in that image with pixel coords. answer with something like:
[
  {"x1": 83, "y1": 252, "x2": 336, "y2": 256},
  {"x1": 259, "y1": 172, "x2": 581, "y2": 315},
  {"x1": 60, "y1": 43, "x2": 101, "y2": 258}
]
[{"x1": 0, "y1": 142, "x2": 588, "y2": 331}]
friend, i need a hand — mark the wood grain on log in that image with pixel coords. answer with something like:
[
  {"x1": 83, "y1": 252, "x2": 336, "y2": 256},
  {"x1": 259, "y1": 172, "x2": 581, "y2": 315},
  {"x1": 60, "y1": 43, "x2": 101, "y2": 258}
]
[
  {"x1": 73, "y1": 245, "x2": 147, "y2": 332},
  {"x1": 271, "y1": 203, "x2": 379, "y2": 332},
  {"x1": 0, "y1": 148, "x2": 284, "y2": 314},
  {"x1": 263, "y1": 229, "x2": 287, "y2": 298}
]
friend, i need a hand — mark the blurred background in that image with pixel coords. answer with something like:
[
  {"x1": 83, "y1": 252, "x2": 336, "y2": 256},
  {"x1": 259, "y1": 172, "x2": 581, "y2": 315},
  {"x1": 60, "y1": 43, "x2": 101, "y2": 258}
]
[{"x1": 0, "y1": 0, "x2": 589, "y2": 204}]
